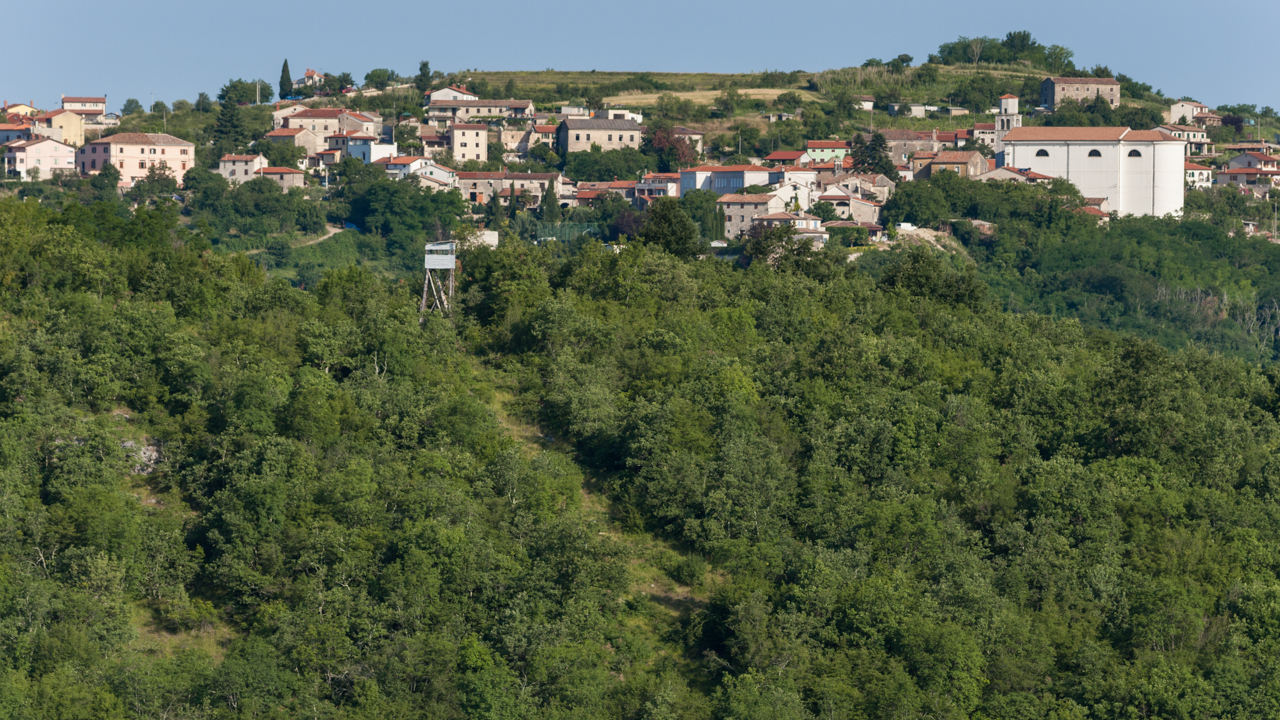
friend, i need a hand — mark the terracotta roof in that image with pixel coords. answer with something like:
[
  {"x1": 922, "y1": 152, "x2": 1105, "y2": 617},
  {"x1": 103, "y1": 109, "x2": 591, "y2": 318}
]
[
  {"x1": 293, "y1": 108, "x2": 370, "y2": 120},
  {"x1": 266, "y1": 128, "x2": 305, "y2": 136},
  {"x1": 716, "y1": 193, "x2": 776, "y2": 203},
  {"x1": 419, "y1": 175, "x2": 449, "y2": 186},
  {"x1": 1047, "y1": 77, "x2": 1120, "y2": 85},
  {"x1": 1219, "y1": 168, "x2": 1280, "y2": 175},
  {"x1": 61, "y1": 96, "x2": 105, "y2": 103},
  {"x1": 533, "y1": 125, "x2": 556, "y2": 133},
  {"x1": 457, "y1": 171, "x2": 507, "y2": 179},
  {"x1": 451, "y1": 123, "x2": 489, "y2": 130},
  {"x1": 220, "y1": 154, "x2": 262, "y2": 161},
  {"x1": 1079, "y1": 207, "x2": 1108, "y2": 217},
  {"x1": 1124, "y1": 129, "x2": 1181, "y2": 142},
  {"x1": 642, "y1": 173, "x2": 680, "y2": 180},
  {"x1": 758, "y1": 212, "x2": 821, "y2": 221},
  {"x1": 1185, "y1": 162, "x2": 1212, "y2": 171},
  {"x1": 0, "y1": 123, "x2": 31, "y2": 131},
  {"x1": 807, "y1": 140, "x2": 850, "y2": 149},
  {"x1": 1159, "y1": 125, "x2": 1203, "y2": 133},
  {"x1": 766, "y1": 150, "x2": 808, "y2": 160},
  {"x1": 999, "y1": 94, "x2": 1019, "y2": 99},
  {"x1": 879, "y1": 129, "x2": 924, "y2": 141},
  {"x1": 576, "y1": 190, "x2": 602, "y2": 200},
  {"x1": 986, "y1": 158, "x2": 997, "y2": 171},
  {"x1": 304, "y1": 69, "x2": 323, "y2": 78},
  {"x1": 255, "y1": 167, "x2": 303, "y2": 174},
  {"x1": 1243, "y1": 152, "x2": 1280, "y2": 162},
  {"x1": 974, "y1": 123, "x2": 995, "y2": 131},
  {"x1": 933, "y1": 150, "x2": 982, "y2": 163},
  {"x1": 89, "y1": 132, "x2": 193, "y2": 146},
  {"x1": 384, "y1": 156, "x2": 428, "y2": 166},
  {"x1": 1175, "y1": 100, "x2": 1208, "y2": 108}
]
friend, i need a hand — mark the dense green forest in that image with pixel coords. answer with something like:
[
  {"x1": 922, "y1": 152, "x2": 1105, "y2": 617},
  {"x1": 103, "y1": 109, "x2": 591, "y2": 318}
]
[{"x1": 6, "y1": 166, "x2": 1280, "y2": 720}]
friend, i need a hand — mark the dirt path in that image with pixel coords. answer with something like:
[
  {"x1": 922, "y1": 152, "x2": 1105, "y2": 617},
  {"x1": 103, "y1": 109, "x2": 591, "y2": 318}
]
[{"x1": 244, "y1": 224, "x2": 344, "y2": 254}]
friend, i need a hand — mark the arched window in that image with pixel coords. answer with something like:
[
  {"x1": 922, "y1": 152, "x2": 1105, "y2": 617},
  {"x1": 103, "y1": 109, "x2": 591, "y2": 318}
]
[
  {"x1": 1128, "y1": 149, "x2": 1142, "y2": 157},
  {"x1": 1088, "y1": 149, "x2": 1102, "y2": 157},
  {"x1": 1035, "y1": 149, "x2": 1049, "y2": 157}
]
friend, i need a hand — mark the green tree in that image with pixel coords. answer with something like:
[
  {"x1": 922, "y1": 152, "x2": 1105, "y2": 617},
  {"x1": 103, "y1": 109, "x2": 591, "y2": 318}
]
[
  {"x1": 121, "y1": 98, "x2": 143, "y2": 115},
  {"x1": 639, "y1": 197, "x2": 701, "y2": 257},
  {"x1": 414, "y1": 60, "x2": 433, "y2": 94},
  {"x1": 194, "y1": 92, "x2": 214, "y2": 113},
  {"x1": 150, "y1": 100, "x2": 168, "y2": 114},
  {"x1": 279, "y1": 59, "x2": 292, "y2": 99},
  {"x1": 364, "y1": 68, "x2": 394, "y2": 90}
]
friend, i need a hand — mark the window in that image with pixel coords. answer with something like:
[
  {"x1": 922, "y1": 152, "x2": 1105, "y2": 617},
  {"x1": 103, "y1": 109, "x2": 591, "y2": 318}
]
[
  {"x1": 1128, "y1": 149, "x2": 1142, "y2": 157},
  {"x1": 1088, "y1": 149, "x2": 1102, "y2": 157},
  {"x1": 91, "y1": 159, "x2": 96, "y2": 169},
  {"x1": 181, "y1": 149, "x2": 188, "y2": 155},
  {"x1": 181, "y1": 162, "x2": 187, "y2": 170},
  {"x1": 138, "y1": 162, "x2": 145, "y2": 169},
  {"x1": 608, "y1": 135, "x2": 613, "y2": 141},
  {"x1": 119, "y1": 162, "x2": 124, "y2": 169},
  {"x1": 575, "y1": 134, "x2": 580, "y2": 141},
  {"x1": 91, "y1": 146, "x2": 97, "y2": 153},
  {"x1": 1035, "y1": 149, "x2": 1049, "y2": 157},
  {"x1": 630, "y1": 135, "x2": 635, "y2": 142}
]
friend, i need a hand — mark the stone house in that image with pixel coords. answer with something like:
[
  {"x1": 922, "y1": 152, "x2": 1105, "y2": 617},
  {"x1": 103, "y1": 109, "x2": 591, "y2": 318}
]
[
  {"x1": 265, "y1": 126, "x2": 323, "y2": 158},
  {"x1": 717, "y1": 193, "x2": 786, "y2": 238},
  {"x1": 217, "y1": 154, "x2": 268, "y2": 183},
  {"x1": 916, "y1": 150, "x2": 986, "y2": 179},
  {"x1": 556, "y1": 118, "x2": 642, "y2": 154},
  {"x1": 1040, "y1": 77, "x2": 1121, "y2": 109},
  {"x1": 253, "y1": 166, "x2": 306, "y2": 191},
  {"x1": 449, "y1": 123, "x2": 489, "y2": 162}
]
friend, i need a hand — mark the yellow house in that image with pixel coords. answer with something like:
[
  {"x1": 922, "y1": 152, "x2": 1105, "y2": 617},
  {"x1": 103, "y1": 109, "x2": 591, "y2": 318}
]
[
  {"x1": 3, "y1": 102, "x2": 39, "y2": 118},
  {"x1": 33, "y1": 109, "x2": 84, "y2": 146}
]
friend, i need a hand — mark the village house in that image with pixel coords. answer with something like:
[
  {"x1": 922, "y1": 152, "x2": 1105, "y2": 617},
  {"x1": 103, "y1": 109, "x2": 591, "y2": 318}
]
[
  {"x1": 3, "y1": 137, "x2": 76, "y2": 181},
  {"x1": 602, "y1": 109, "x2": 644, "y2": 124},
  {"x1": 0, "y1": 124, "x2": 33, "y2": 145},
  {"x1": 1215, "y1": 167, "x2": 1280, "y2": 188},
  {"x1": 816, "y1": 185, "x2": 882, "y2": 223},
  {"x1": 1194, "y1": 111, "x2": 1223, "y2": 128},
  {"x1": 265, "y1": 126, "x2": 324, "y2": 158},
  {"x1": 680, "y1": 165, "x2": 773, "y2": 196},
  {"x1": 416, "y1": 161, "x2": 457, "y2": 189},
  {"x1": 284, "y1": 108, "x2": 379, "y2": 138},
  {"x1": 2, "y1": 102, "x2": 38, "y2": 118},
  {"x1": 823, "y1": 172, "x2": 896, "y2": 203},
  {"x1": 253, "y1": 166, "x2": 306, "y2": 191},
  {"x1": 77, "y1": 132, "x2": 196, "y2": 186},
  {"x1": 717, "y1": 193, "x2": 786, "y2": 238},
  {"x1": 456, "y1": 171, "x2": 568, "y2": 205},
  {"x1": 1002, "y1": 126, "x2": 1185, "y2": 216},
  {"x1": 271, "y1": 103, "x2": 310, "y2": 129},
  {"x1": 1040, "y1": 77, "x2": 1121, "y2": 109},
  {"x1": 672, "y1": 126, "x2": 704, "y2": 153},
  {"x1": 375, "y1": 156, "x2": 432, "y2": 180},
  {"x1": 1185, "y1": 162, "x2": 1213, "y2": 190},
  {"x1": 327, "y1": 132, "x2": 397, "y2": 164},
  {"x1": 556, "y1": 118, "x2": 643, "y2": 154},
  {"x1": 577, "y1": 180, "x2": 637, "y2": 203},
  {"x1": 1157, "y1": 125, "x2": 1211, "y2": 155},
  {"x1": 425, "y1": 99, "x2": 535, "y2": 123},
  {"x1": 1168, "y1": 100, "x2": 1209, "y2": 125},
  {"x1": 449, "y1": 123, "x2": 489, "y2": 162},
  {"x1": 1227, "y1": 152, "x2": 1280, "y2": 171},
  {"x1": 636, "y1": 173, "x2": 681, "y2": 207},
  {"x1": 806, "y1": 140, "x2": 850, "y2": 163},
  {"x1": 217, "y1": 154, "x2": 268, "y2": 183},
  {"x1": 31, "y1": 110, "x2": 83, "y2": 146},
  {"x1": 974, "y1": 166, "x2": 1055, "y2": 184},
  {"x1": 293, "y1": 69, "x2": 326, "y2": 90},
  {"x1": 915, "y1": 150, "x2": 986, "y2": 180},
  {"x1": 61, "y1": 96, "x2": 107, "y2": 122},
  {"x1": 973, "y1": 123, "x2": 997, "y2": 148},
  {"x1": 880, "y1": 129, "x2": 943, "y2": 164},
  {"x1": 428, "y1": 86, "x2": 478, "y2": 103},
  {"x1": 753, "y1": 212, "x2": 829, "y2": 245},
  {"x1": 765, "y1": 150, "x2": 812, "y2": 166}
]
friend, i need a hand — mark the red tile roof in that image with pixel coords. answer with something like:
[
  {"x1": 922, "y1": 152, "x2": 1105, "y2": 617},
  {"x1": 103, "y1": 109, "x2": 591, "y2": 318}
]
[
  {"x1": 220, "y1": 154, "x2": 262, "y2": 161},
  {"x1": 933, "y1": 150, "x2": 983, "y2": 163},
  {"x1": 766, "y1": 150, "x2": 807, "y2": 160},
  {"x1": 807, "y1": 140, "x2": 850, "y2": 149},
  {"x1": 1003, "y1": 127, "x2": 1129, "y2": 142},
  {"x1": 716, "y1": 193, "x2": 776, "y2": 203},
  {"x1": 683, "y1": 164, "x2": 772, "y2": 173},
  {"x1": 533, "y1": 125, "x2": 556, "y2": 133},
  {"x1": 88, "y1": 132, "x2": 193, "y2": 146},
  {"x1": 451, "y1": 123, "x2": 489, "y2": 130},
  {"x1": 974, "y1": 123, "x2": 995, "y2": 131},
  {"x1": 999, "y1": 94, "x2": 1019, "y2": 99},
  {"x1": 61, "y1": 96, "x2": 105, "y2": 104},
  {"x1": 266, "y1": 128, "x2": 305, "y2": 136},
  {"x1": 1184, "y1": 162, "x2": 1212, "y2": 171}
]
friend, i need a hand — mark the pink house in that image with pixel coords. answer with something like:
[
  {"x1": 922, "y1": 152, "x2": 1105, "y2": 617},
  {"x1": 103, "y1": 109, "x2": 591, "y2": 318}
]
[
  {"x1": 77, "y1": 132, "x2": 196, "y2": 187},
  {"x1": 4, "y1": 137, "x2": 76, "y2": 181}
]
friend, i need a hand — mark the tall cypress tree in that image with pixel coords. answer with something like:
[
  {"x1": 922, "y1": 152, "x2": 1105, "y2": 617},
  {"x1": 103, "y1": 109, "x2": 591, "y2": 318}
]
[{"x1": 279, "y1": 60, "x2": 292, "y2": 100}]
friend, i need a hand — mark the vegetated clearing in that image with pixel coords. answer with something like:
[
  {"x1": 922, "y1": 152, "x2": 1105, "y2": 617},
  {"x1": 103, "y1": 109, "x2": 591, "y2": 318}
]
[
  {"x1": 604, "y1": 88, "x2": 823, "y2": 107},
  {"x1": 461, "y1": 70, "x2": 808, "y2": 91}
]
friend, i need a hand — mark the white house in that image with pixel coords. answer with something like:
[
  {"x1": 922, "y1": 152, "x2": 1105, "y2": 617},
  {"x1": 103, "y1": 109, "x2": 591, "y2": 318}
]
[
  {"x1": 1001, "y1": 126, "x2": 1186, "y2": 217},
  {"x1": 680, "y1": 165, "x2": 774, "y2": 196},
  {"x1": 1168, "y1": 100, "x2": 1209, "y2": 125},
  {"x1": 218, "y1": 154, "x2": 268, "y2": 184},
  {"x1": 428, "y1": 85, "x2": 479, "y2": 103},
  {"x1": 1185, "y1": 162, "x2": 1212, "y2": 190}
]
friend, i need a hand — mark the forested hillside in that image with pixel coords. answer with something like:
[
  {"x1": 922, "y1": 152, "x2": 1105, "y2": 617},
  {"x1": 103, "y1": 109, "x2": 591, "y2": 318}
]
[{"x1": 5, "y1": 186, "x2": 1280, "y2": 719}]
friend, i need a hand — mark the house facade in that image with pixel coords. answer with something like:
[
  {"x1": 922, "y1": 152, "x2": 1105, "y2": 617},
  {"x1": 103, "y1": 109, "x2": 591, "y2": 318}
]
[
  {"x1": 1002, "y1": 126, "x2": 1185, "y2": 216},
  {"x1": 636, "y1": 173, "x2": 681, "y2": 207},
  {"x1": 218, "y1": 154, "x2": 268, "y2": 183},
  {"x1": 556, "y1": 118, "x2": 643, "y2": 154},
  {"x1": 1227, "y1": 152, "x2": 1280, "y2": 171},
  {"x1": 1185, "y1": 162, "x2": 1212, "y2": 190},
  {"x1": 284, "y1": 109, "x2": 379, "y2": 138},
  {"x1": 717, "y1": 193, "x2": 786, "y2": 238},
  {"x1": 0, "y1": 124, "x2": 33, "y2": 145},
  {"x1": 61, "y1": 96, "x2": 107, "y2": 121},
  {"x1": 1157, "y1": 125, "x2": 1211, "y2": 155},
  {"x1": 806, "y1": 140, "x2": 850, "y2": 163},
  {"x1": 293, "y1": 69, "x2": 326, "y2": 89},
  {"x1": 3, "y1": 137, "x2": 76, "y2": 180},
  {"x1": 425, "y1": 99, "x2": 535, "y2": 123},
  {"x1": 449, "y1": 123, "x2": 488, "y2": 162},
  {"x1": 1040, "y1": 77, "x2": 1121, "y2": 109},
  {"x1": 680, "y1": 165, "x2": 773, "y2": 196},
  {"x1": 1168, "y1": 100, "x2": 1209, "y2": 125},
  {"x1": 916, "y1": 150, "x2": 986, "y2": 180},
  {"x1": 427, "y1": 86, "x2": 479, "y2": 103},
  {"x1": 77, "y1": 132, "x2": 196, "y2": 186},
  {"x1": 265, "y1": 127, "x2": 323, "y2": 158}
]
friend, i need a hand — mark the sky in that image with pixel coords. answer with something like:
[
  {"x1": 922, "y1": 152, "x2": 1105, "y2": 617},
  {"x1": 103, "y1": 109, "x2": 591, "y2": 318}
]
[{"x1": 8, "y1": 0, "x2": 1274, "y2": 115}]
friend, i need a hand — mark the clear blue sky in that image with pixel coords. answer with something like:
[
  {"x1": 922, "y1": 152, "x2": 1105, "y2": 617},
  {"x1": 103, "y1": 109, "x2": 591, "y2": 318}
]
[{"x1": 9, "y1": 0, "x2": 1273, "y2": 114}]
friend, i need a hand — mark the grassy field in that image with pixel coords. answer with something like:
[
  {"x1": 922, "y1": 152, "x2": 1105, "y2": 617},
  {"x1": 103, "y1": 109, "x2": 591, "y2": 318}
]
[{"x1": 458, "y1": 69, "x2": 807, "y2": 92}]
